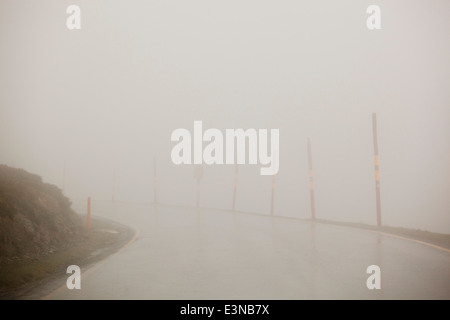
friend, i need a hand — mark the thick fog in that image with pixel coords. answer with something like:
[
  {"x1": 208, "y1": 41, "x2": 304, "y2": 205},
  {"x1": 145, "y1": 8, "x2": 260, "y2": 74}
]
[{"x1": 1, "y1": 0, "x2": 449, "y2": 233}]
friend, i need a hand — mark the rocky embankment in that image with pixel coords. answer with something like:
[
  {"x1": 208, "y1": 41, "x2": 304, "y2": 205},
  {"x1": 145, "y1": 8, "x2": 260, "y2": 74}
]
[{"x1": 0, "y1": 165, "x2": 83, "y2": 265}]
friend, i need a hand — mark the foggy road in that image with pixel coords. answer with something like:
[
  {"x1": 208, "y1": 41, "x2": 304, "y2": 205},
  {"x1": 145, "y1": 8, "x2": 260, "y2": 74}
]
[
  {"x1": 45, "y1": 202, "x2": 450, "y2": 300},
  {"x1": 2, "y1": 0, "x2": 449, "y2": 301}
]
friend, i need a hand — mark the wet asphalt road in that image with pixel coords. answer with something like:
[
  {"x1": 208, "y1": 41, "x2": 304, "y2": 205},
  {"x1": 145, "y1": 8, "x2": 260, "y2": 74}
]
[{"x1": 45, "y1": 202, "x2": 450, "y2": 299}]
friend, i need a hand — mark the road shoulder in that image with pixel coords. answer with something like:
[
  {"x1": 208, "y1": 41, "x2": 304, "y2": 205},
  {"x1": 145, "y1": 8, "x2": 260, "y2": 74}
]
[{"x1": 0, "y1": 216, "x2": 136, "y2": 300}]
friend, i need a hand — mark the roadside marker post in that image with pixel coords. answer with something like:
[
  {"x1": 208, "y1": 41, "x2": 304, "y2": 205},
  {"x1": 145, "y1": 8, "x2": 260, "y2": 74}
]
[
  {"x1": 112, "y1": 170, "x2": 116, "y2": 202},
  {"x1": 194, "y1": 165, "x2": 203, "y2": 208},
  {"x1": 372, "y1": 113, "x2": 382, "y2": 227},
  {"x1": 153, "y1": 156, "x2": 158, "y2": 204},
  {"x1": 232, "y1": 164, "x2": 238, "y2": 211},
  {"x1": 87, "y1": 196, "x2": 91, "y2": 230},
  {"x1": 307, "y1": 138, "x2": 316, "y2": 220},
  {"x1": 270, "y1": 174, "x2": 275, "y2": 216}
]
